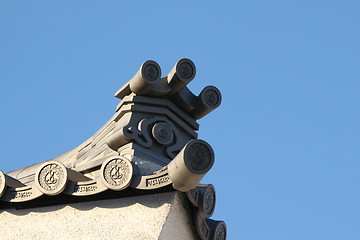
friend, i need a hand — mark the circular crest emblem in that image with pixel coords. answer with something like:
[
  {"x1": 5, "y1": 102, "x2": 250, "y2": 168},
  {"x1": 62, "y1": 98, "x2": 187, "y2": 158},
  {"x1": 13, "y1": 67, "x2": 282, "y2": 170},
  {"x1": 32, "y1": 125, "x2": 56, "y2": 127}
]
[
  {"x1": 204, "y1": 88, "x2": 220, "y2": 106},
  {"x1": 186, "y1": 188, "x2": 199, "y2": 207},
  {"x1": 176, "y1": 58, "x2": 196, "y2": 81},
  {"x1": 35, "y1": 161, "x2": 68, "y2": 196},
  {"x1": 214, "y1": 221, "x2": 227, "y2": 240},
  {"x1": 184, "y1": 140, "x2": 214, "y2": 174},
  {"x1": 0, "y1": 170, "x2": 6, "y2": 197},
  {"x1": 201, "y1": 184, "x2": 216, "y2": 218},
  {"x1": 142, "y1": 60, "x2": 160, "y2": 82},
  {"x1": 100, "y1": 157, "x2": 133, "y2": 191},
  {"x1": 202, "y1": 86, "x2": 221, "y2": 108},
  {"x1": 152, "y1": 122, "x2": 174, "y2": 146}
]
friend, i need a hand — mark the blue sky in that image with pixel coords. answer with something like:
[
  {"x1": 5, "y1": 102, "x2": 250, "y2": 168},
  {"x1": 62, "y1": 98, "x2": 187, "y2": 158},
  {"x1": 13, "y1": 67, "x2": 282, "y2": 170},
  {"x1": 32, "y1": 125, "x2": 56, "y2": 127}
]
[{"x1": 1, "y1": 1, "x2": 360, "y2": 239}]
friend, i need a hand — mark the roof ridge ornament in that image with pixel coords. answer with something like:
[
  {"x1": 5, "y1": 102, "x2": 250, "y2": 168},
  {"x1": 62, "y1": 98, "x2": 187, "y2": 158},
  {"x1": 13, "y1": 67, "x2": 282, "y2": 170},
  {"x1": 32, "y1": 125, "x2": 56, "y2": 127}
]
[
  {"x1": 114, "y1": 58, "x2": 221, "y2": 120},
  {"x1": 1, "y1": 58, "x2": 226, "y2": 239}
]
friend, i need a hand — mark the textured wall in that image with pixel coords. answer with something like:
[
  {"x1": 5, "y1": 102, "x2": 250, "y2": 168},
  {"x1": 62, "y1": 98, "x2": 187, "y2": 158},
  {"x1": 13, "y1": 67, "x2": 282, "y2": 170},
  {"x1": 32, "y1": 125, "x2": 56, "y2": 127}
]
[{"x1": 0, "y1": 192, "x2": 197, "y2": 240}]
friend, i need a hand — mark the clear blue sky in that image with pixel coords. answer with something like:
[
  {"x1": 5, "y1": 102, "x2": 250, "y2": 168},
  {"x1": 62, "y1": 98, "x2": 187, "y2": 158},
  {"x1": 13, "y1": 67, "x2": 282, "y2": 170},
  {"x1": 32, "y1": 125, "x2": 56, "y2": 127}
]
[{"x1": 1, "y1": 1, "x2": 359, "y2": 239}]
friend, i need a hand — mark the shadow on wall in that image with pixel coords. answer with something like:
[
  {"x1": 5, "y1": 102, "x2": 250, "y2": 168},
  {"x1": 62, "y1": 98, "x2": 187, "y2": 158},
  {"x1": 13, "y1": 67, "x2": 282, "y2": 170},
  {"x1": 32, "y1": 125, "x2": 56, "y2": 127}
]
[{"x1": 1, "y1": 191, "x2": 174, "y2": 216}]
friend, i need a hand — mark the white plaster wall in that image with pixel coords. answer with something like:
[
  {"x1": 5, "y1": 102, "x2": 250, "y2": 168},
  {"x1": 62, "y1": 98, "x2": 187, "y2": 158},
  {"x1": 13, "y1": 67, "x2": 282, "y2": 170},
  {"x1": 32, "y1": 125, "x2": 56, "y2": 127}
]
[
  {"x1": 159, "y1": 193, "x2": 196, "y2": 240},
  {"x1": 0, "y1": 192, "x2": 196, "y2": 240}
]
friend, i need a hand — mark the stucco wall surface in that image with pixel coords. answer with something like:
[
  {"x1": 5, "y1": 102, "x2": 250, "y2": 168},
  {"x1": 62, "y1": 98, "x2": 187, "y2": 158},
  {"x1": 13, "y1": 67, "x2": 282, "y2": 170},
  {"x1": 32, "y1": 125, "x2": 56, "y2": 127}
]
[{"x1": 0, "y1": 192, "x2": 196, "y2": 240}]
